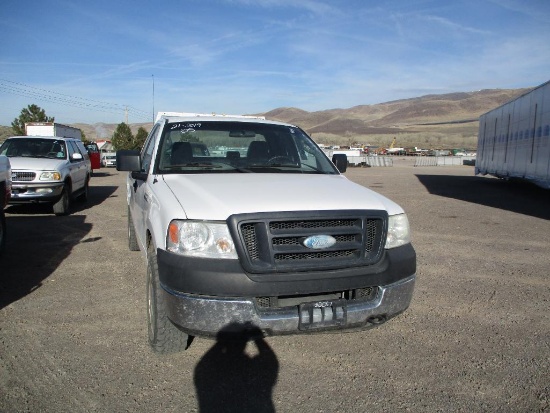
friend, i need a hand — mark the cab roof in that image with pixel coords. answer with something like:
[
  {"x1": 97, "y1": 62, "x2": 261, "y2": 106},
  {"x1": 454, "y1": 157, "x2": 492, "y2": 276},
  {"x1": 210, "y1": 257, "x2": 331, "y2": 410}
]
[
  {"x1": 155, "y1": 112, "x2": 294, "y2": 127},
  {"x1": 6, "y1": 135, "x2": 81, "y2": 141}
]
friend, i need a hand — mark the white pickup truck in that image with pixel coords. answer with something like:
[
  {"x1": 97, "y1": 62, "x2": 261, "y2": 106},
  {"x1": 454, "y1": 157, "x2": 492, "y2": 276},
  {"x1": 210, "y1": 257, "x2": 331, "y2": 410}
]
[
  {"x1": 0, "y1": 155, "x2": 11, "y2": 254},
  {"x1": 117, "y1": 113, "x2": 416, "y2": 353}
]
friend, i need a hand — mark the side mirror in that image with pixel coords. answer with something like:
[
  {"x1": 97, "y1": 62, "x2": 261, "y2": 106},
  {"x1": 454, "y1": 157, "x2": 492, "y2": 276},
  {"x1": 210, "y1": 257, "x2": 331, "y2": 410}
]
[
  {"x1": 116, "y1": 150, "x2": 141, "y2": 172},
  {"x1": 332, "y1": 154, "x2": 347, "y2": 173},
  {"x1": 71, "y1": 152, "x2": 83, "y2": 161}
]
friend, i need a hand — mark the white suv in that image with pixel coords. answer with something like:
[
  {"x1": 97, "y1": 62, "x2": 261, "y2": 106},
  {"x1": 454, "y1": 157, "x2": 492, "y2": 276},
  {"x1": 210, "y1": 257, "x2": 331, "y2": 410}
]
[
  {"x1": 117, "y1": 113, "x2": 416, "y2": 353},
  {"x1": 0, "y1": 136, "x2": 92, "y2": 215}
]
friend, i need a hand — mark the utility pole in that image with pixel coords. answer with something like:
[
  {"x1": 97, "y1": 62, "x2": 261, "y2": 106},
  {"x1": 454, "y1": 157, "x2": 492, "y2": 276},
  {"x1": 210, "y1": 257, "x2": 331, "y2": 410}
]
[
  {"x1": 125, "y1": 106, "x2": 129, "y2": 124},
  {"x1": 152, "y1": 74, "x2": 155, "y2": 123}
]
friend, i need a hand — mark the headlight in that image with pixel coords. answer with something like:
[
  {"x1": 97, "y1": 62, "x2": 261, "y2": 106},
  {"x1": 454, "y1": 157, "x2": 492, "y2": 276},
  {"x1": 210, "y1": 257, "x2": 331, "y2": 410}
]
[
  {"x1": 167, "y1": 220, "x2": 237, "y2": 259},
  {"x1": 385, "y1": 214, "x2": 411, "y2": 249},
  {"x1": 40, "y1": 171, "x2": 61, "y2": 181}
]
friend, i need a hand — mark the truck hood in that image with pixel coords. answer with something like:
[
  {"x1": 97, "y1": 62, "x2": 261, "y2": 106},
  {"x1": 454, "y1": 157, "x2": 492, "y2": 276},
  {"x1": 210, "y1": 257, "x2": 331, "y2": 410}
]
[
  {"x1": 7, "y1": 157, "x2": 67, "y2": 171},
  {"x1": 162, "y1": 173, "x2": 404, "y2": 220}
]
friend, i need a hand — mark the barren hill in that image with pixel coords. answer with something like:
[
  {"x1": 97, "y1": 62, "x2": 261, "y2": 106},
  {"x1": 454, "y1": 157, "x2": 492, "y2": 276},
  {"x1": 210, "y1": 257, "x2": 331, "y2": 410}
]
[
  {"x1": 259, "y1": 88, "x2": 530, "y2": 149},
  {"x1": 0, "y1": 87, "x2": 532, "y2": 149}
]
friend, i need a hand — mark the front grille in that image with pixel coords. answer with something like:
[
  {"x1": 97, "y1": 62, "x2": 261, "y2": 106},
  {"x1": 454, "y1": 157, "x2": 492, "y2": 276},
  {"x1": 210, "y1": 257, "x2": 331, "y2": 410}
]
[
  {"x1": 229, "y1": 210, "x2": 387, "y2": 273},
  {"x1": 275, "y1": 249, "x2": 357, "y2": 261},
  {"x1": 13, "y1": 171, "x2": 36, "y2": 182},
  {"x1": 270, "y1": 219, "x2": 356, "y2": 230}
]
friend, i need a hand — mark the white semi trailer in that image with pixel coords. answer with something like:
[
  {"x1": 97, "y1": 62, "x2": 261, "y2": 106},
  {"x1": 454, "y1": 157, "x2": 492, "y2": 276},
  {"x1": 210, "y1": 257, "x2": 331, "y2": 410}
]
[
  {"x1": 25, "y1": 122, "x2": 82, "y2": 140},
  {"x1": 476, "y1": 80, "x2": 550, "y2": 189}
]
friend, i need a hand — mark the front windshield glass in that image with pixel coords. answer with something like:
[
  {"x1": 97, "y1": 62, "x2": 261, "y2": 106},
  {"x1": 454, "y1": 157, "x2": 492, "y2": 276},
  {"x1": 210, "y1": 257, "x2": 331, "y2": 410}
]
[
  {"x1": 0, "y1": 138, "x2": 67, "y2": 159},
  {"x1": 155, "y1": 121, "x2": 338, "y2": 174}
]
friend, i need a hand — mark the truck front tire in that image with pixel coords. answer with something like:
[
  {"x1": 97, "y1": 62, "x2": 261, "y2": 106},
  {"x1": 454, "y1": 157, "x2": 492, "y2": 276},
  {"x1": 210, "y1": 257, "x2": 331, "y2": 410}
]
[{"x1": 147, "y1": 243, "x2": 189, "y2": 353}]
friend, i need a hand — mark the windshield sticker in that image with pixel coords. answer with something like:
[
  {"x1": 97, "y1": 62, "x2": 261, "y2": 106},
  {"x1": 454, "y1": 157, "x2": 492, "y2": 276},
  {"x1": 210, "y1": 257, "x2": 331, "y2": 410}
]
[{"x1": 170, "y1": 123, "x2": 202, "y2": 130}]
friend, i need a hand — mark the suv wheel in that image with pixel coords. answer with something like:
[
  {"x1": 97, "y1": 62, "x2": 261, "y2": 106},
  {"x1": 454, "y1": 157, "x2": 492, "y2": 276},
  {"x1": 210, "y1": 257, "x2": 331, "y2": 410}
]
[
  {"x1": 53, "y1": 184, "x2": 71, "y2": 216},
  {"x1": 146, "y1": 243, "x2": 189, "y2": 353}
]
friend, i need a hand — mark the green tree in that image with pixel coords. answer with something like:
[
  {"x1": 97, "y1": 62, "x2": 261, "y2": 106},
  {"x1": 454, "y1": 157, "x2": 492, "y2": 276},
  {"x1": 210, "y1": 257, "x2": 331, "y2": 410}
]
[
  {"x1": 111, "y1": 122, "x2": 134, "y2": 150},
  {"x1": 134, "y1": 126, "x2": 149, "y2": 150},
  {"x1": 11, "y1": 104, "x2": 55, "y2": 135}
]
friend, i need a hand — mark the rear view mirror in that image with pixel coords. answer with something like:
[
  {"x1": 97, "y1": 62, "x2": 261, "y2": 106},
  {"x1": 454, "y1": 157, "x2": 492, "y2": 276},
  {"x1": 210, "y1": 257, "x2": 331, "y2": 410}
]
[{"x1": 229, "y1": 130, "x2": 256, "y2": 138}]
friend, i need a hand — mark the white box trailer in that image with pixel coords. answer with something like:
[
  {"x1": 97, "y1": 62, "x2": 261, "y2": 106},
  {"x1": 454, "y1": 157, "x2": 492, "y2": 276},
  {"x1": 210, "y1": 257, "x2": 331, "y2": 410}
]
[
  {"x1": 476, "y1": 80, "x2": 550, "y2": 189},
  {"x1": 25, "y1": 122, "x2": 82, "y2": 140}
]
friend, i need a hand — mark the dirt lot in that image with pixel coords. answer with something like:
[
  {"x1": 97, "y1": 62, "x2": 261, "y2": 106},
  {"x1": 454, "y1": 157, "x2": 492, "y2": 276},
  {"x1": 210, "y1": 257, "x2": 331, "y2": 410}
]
[{"x1": 1, "y1": 160, "x2": 549, "y2": 413}]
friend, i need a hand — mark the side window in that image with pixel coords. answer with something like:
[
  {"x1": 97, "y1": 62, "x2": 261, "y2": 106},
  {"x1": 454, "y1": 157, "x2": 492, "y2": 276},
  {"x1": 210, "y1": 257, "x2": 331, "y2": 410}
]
[
  {"x1": 67, "y1": 141, "x2": 77, "y2": 161},
  {"x1": 141, "y1": 124, "x2": 160, "y2": 173},
  {"x1": 75, "y1": 141, "x2": 90, "y2": 160}
]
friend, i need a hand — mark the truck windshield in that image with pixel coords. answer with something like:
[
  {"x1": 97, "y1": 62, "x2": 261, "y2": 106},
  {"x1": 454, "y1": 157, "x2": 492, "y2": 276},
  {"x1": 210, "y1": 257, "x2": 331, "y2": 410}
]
[
  {"x1": 155, "y1": 121, "x2": 338, "y2": 174},
  {"x1": 0, "y1": 138, "x2": 67, "y2": 159}
]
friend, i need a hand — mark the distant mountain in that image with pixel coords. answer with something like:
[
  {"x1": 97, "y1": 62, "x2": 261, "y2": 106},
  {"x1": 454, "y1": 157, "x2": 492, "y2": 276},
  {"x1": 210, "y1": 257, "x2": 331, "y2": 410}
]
[
  {"x1": 1, "y1": 87, "x2": 532, "y2": 149},
  {"x1": 256, "y1": 88, "x2": 531, "y2": 149},
  {"x1": 259, "y1": 88, "x2": 530, "y2": 136}
]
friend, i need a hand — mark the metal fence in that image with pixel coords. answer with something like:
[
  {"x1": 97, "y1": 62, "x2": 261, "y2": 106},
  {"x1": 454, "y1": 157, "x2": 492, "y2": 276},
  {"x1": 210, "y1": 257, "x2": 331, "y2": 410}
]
[
  {"x1": 347, "y1": 156, "x2": 394, "y2": 167},
  {"x1": 414, "y1": 156, "x2": 476, "y2": 167},
  {"x1": 324, "y1": 150, "x2": 394, "y2": 167}
]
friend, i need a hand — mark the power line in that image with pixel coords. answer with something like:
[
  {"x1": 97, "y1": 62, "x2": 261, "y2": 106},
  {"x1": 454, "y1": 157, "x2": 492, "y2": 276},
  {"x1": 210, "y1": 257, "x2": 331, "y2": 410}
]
[{"x1": 0, "y1": 79, "x2": 151, "y2": 121}]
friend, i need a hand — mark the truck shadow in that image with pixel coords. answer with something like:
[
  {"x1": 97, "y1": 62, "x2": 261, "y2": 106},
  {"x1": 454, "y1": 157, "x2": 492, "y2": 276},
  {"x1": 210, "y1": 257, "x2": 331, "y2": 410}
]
[
  {"x1": 194, "y1": 323, "x2": 279, "y2": 413},
  {"x1": 0, "y1": 214, "x2": 93, "y2": 309},
  {"x1": 415, "y1": 174, "x2": 550, "y2": 220}
]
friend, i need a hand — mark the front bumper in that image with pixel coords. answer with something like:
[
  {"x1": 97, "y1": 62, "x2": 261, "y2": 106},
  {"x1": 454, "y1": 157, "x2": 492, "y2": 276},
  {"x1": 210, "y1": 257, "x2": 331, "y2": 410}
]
[
  {"x1": 10, "y1": 182, "x2": 64, "y2": 204},
  {"x1": 163, "y1": 274, "x2": 415, "y2": 337}
]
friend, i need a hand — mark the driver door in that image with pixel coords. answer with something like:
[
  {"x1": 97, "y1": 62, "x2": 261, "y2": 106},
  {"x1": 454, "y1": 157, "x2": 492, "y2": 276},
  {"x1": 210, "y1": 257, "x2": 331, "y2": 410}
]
[{"x1": 129, "y1": 124, "x2": 160, "y2": 250}]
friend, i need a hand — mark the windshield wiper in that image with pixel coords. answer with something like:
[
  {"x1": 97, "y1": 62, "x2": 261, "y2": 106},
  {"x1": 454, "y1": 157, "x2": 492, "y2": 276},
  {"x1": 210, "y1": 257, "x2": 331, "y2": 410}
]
[
  {"x1": 267, "y1": 163, "x2": 300, "y2": 168},
  {"x1": 169, "y1": 162, "x2": 223, "y2": 168}
]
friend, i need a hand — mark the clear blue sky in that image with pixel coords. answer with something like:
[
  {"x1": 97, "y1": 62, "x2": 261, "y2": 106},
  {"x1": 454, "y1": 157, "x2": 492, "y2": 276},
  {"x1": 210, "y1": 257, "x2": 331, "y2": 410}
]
[{"x1": 1, "y1": 0, "x2": 549, "y2": 127}]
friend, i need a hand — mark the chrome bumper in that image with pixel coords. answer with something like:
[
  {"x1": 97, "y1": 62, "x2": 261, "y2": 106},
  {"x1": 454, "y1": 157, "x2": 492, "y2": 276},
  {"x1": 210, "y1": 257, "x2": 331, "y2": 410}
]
[
  {"x1": 10, "y1": 182, "x2": 64, "y2": 203},
  {"x1": 163, "y1": 274, "x2": 415, "y2": 337}
]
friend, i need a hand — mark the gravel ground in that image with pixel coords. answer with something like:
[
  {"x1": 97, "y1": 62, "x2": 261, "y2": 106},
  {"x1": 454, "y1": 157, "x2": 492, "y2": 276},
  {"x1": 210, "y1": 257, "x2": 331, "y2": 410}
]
[{"x1": 1, "y1": 159, "x2": 549, "y2": 413}]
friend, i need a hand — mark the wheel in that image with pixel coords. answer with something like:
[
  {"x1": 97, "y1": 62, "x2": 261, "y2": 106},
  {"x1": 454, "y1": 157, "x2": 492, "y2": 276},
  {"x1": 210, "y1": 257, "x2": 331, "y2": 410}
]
[
  {"x1": 128, "y1": 207, "x2": 139, "y2": 251},
  {"x1": 0, "y1": 209, "x2": 5, "y2": 256},
  {"x1": 53, "y1": 185, "x2": 71, "y2": 216},
  {"x1": 146, "y1": 243, "x2": 189, "y2": 353}
]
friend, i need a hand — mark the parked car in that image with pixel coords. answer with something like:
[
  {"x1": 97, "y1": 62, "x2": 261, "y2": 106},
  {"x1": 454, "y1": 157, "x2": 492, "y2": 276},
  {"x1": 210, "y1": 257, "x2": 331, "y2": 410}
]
[
  {"x1": 117, "y1": 112, "x2": 416, "y2": 353},
  {"x1": 0, "y1": 155, "x2": 11, "y2": 255},
  {"x1": 0, "y1": 136, "x2": 92, "y2": 215},
  {"x1": 101, "y1": 152, "x2": 117, "y2": 167}
]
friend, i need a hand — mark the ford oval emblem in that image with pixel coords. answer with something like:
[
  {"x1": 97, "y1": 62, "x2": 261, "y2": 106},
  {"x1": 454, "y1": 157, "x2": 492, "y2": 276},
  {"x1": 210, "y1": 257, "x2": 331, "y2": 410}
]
[{"x1": 302, "y1": 235, "x2": 337, "y2": 249}]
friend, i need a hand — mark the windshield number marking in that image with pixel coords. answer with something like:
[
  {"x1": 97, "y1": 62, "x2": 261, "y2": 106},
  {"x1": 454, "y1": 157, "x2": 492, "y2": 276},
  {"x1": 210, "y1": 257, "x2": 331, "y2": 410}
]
[{"x1": 171, "y1": 123, "x2": 202, "y2": 130}]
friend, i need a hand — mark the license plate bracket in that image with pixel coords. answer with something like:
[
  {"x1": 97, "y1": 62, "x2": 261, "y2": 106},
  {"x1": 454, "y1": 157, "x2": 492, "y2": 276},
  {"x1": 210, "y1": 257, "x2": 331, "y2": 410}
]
[{"x1": 298, "y1": 299, "x2": 347, "y2": 331}]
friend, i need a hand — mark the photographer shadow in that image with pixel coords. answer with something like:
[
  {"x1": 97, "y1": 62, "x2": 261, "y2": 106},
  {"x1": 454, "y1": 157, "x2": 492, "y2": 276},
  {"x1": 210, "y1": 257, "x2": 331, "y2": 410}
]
[{"x1": 194, "y1": 323, "x2": 279, "y2": 413}]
